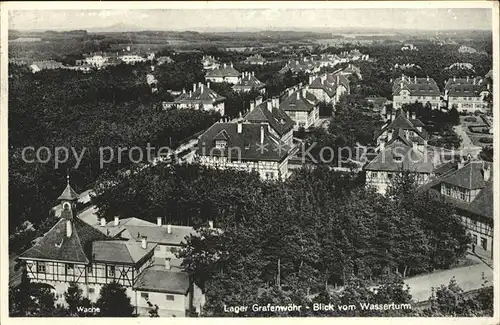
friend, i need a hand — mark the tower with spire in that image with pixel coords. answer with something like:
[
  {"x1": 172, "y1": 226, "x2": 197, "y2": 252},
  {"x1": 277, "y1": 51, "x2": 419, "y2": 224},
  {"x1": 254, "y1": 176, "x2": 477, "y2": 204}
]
[{"x1": 57, "y1": 174, "x2": 79, "y2": 217}]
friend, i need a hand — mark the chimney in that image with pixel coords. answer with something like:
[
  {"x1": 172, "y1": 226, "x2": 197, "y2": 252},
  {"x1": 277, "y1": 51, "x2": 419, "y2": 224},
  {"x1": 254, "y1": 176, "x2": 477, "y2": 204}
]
[
  {"x1": 182, "y1": 88, "x2": 186, "y2": 94},
  {"x1": 193, "y1": 83, "x2": 196, "y2": 92},
  {"x1": 207, "y1": 82, "x2": 210, "y2": 89},
  {"x1": 167, "y1": 224, "x2": 172, "y2": 234},
  {"x1": 223, "y1": 63, "x2": 227, "y2": 68},
  {"x1": 380, "y1": 139, "x2": 385, "y2": 151},
  {"x1": 414, "y1": 76, "x2": 417, "y2": 83},
  {"x1": 208, "y1": 220, "x2": 214, "y2": 229},
  {"x1": 114, "y1": 216, "x2": 119, "y2": 226},
  {"x1": 252, "y1": 71, "x2": 255, "y2": 77},
  {"x1": 453, "y1": 76, "x2": 456, "y2": 82},
  {"x1": 100, "y1": 218, "x2": 106, "y2": 227},
  {"x1": 260, "y1": 124, "x2": 265, "y2": 144},
  {"x1": 200, "y1": 84, "x2": 204, "y2": 92},
  {"x1": 466, "y1": 76, "x2": 469, "y2": 82},
  {"x1": 302, "y1": 88, "x2": 306, "y2": 97},
  {"x1": 411, "y1": 111, "x2": 416, "y2": 120},
  {"x1": 266, "y1": 100, "x2": 272, "y2": 111},
  {"x1": 165, "y1": 258, "x2": 171, "y2": 270},
  {"x1": 256, "y1": 96, "x2": 263, "y2": 106},
  {"x1": 141, "y1": 236, "x2": 147, "y2": 249},
  {"x1": 66, "y1": 219, "x2": 72, "y2": 238},
  {"x1": 483, "y1": 163, "x2": 491, "y2": 182},
  {"x1": 230, "y1": 62, "x2": 233, "y2": 68},
  {"x1": 309, "y1": 75, "x2": 314, "y2": 84},
  {"x1": 426, "y1": 76, "x2": 429, "y2": 81},
  {"x1": 157, "y1": 217, "x2": 162, "y2": 227},
  {"x1": 272, "y1": 96, "x2": 279, "y2": 108},
  {"x1": 473, "y1": 78, "x2": 476, "y2": 85},
  {"x1": 250, "y1": 102, "x2": 255, "y2": 110},
  {"x1": 296, "y1": 91, "x2": 300, "y2": 100},
  {"x1": 237, "y1": 119, "x2": 243, "y2": 134},
  {"x1": 336, "y1": 75, "x2": 340, "y2": 84},
  {"x1": 412, "y1": 141, "x2": 418, "y2": 151}
]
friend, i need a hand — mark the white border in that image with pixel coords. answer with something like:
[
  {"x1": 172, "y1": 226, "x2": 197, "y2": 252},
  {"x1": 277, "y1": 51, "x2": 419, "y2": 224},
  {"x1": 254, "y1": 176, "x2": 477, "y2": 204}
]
[{"x1": 1, "y1": 1, "x2": 498, "y2": 325}]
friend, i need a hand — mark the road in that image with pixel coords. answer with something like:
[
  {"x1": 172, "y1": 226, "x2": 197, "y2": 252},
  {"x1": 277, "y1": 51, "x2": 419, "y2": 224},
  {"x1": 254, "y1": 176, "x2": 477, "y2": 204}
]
[
  {"x1": 404, "y1": 255, "x2": 493, "y2": 302},
  {"x1": 453, "y1": 125, "x2": 482, "y2": 158}
]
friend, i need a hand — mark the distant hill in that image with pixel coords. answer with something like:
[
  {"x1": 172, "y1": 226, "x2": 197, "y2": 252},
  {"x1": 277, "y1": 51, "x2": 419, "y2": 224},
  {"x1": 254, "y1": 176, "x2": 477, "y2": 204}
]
[{"x1": 88, "y1": 23, "x2": 147, "y2": 33}]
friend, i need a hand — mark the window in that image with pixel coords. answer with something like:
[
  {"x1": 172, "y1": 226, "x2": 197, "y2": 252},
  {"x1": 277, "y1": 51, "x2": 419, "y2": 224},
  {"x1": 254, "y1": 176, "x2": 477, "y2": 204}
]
[
  {"x1": 166, "y1": 295, "x2": 175, "y2": 301},
  {"x1": 393, "y1": 155, "x2": 402, "y2": 163},
  {"x1": 141, "y1": 292, "x2": 149, "y2": 299},
  {"x1": 66, "y1": 264, "x2": 74, "y2": 275},
  {"x1": 480, "y1": 237, "x2": 488, "y2": 250},
  {"x1": 472, "y1": 234, "x2": 478, "y2": 245},
  {"x1": 107, "y1": 265, "x2": 115, "y2": 278},
  {"x1": 37, "y1": 262, "x2": 46, "y2": 273},
  {"x1": 87, "y1": 265, "x2": 93, "y2": 275},
  {"x1": 155, "y1": 245, "x2": 161, "y2": 251},
  {"x1": 215, "y1": 140, "x2": 227, "y2": 149},
  {"x1": 88, "y1": 287, "x2": 95, "y2": 294}
]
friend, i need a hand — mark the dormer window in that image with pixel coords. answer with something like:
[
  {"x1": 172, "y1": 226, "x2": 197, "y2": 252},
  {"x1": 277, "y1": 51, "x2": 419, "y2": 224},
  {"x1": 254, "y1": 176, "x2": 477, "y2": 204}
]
[
  {"x1": 393, "y1": 155, "x2": 403, "y2": 163},
  {"x1": 215, "y1": 140, "x2": 227, "y2": 149}
]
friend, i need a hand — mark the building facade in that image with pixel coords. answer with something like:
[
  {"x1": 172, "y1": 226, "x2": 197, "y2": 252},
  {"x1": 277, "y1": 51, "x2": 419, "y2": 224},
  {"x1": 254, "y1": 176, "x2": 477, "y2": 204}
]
[
  {"x1": 280, "y1": 87, "x2": 320, "y2": 130},
  {"x1": 197, "y1": 121, "x2": 291, "y2": 180},
  {"x1": 205, "y1": 63, "x2": 241, "y2": 84},
  {"x1": 163, "y1": 82, "x2": 226, "y2": 116},
  {"x1": 444, "y1": 76, "x2": 490, "y2": 113},
  {"x1": 392, "y1": 75, "x2": 441, "y2": 109}
]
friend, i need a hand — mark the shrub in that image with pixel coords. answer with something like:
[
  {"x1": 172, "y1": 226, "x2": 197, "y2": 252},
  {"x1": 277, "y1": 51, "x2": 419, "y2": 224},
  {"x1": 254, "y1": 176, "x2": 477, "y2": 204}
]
[
  {"x1": 474, "y1": 110, "x2": 483, "y2": 116},
  {"x1": 464, "y1": 117, "x2": 477, "y2": 122},
  {"x1": 479, "y1": 137, "x2": 493, "y2": 144}
]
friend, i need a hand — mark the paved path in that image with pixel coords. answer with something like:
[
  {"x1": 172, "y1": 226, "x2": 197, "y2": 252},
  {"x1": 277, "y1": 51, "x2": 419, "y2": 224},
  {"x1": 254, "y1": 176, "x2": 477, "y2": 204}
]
[
  {"x1": 453, "y1": 125, "x2": 482, "y2": 158},
  {"x1": 404, "y1": 257, "x2": 493, "y2": 302}
]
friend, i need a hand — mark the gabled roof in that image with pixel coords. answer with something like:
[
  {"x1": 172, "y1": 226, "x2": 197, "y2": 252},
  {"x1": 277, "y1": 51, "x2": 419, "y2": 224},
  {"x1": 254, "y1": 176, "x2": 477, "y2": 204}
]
[
  {"x1": 92, "y1": 240, "x2": 156, "y2": 265},
  {"x1": 245, "y1": 100, "x2": 295, "y2": 136},
  {"x1": 280, "y1": 88, "x2": 319, "y2": 112},
  {"x1": 393, "y1": 76, "x2": 440, "y2": 97},
  {"x1": 125, "y1": 225, "x2": 196, "y2": 246},
  {"x1": 365, "y1": 139, "x2": 434, "y2": 173},
  {"x1": 309, "y1": 77, "x2": 337, "y2": 97},
  {"x1": 174, "y1": 84, "x2": 225, "y2": 105},
  {"x1": 232, "y1": 72, "x2": 265, "y2": 89},
  {"x1": 133, "y1": 266, "x2": 190, "y2": 294},
  {"x1": 419, "y1": 160, "x2": 493, "y2": 219},
  {"x1": 20, "y1": 217, "x2": 109, "y2": 263},
  {"x1": 93, "y1": 217, "x2": 157, "y2": 237},
  {"x1": 197, "y1": 122, "x2": 290, "y2": 162},
  {"x1": 377, "y1": 111, "x2": 428, "y2": 141},
  {"x1": 205, "y1": 64, "x2": 241, "y2": 77},
  {"x1": 440, "y1": 160, "x2": 490, "y2": 190}
]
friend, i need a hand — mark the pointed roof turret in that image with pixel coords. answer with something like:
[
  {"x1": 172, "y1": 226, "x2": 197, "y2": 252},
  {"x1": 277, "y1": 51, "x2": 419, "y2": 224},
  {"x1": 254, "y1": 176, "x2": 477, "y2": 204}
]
[{"x1": 57, "y1": 175, "x2": 79, "y2": 202}]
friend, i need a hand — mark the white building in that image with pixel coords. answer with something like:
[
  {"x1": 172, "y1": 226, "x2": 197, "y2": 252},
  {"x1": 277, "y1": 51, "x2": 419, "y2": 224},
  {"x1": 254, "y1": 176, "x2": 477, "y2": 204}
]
[
  {"x1": 444, "y1": 76, "x2": 491, "y2": 113},
  {"x1": 18, "y1": 180, "x2": 206, "y2": 317},
  {"x1": 120, "y1": 54, "x2": 146, "y2": 64},
  {"x1": 205, "y1": 63, "x2": 241, "y2": 84},
  {"x1": 163, "y1": 82, "x2": 226, "y2": 116},
  {"x1": 232, "y1": 71, "x2": 266, "y2": 93},
  {"x1": 392, "y1": 75, "x2": 441, "y2": 110},
  {"x1": 244, "y1": 96, "x2": 295, "y2": 148},
  {"x1": 280, "y1": 86, "x2": 320, "y2": 130},
  {"x1": 85, "y1": 55, "x2": 108, "y2": 68}
]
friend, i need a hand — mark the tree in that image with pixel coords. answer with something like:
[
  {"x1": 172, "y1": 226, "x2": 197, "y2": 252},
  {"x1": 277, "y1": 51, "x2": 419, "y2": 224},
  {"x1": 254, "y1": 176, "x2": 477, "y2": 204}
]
[
  {"x1": 96, "y1": 282, "x2": 135, "y2": 317},
  {"x1": 9, "y1": 265, "x2": 36, "y2": 316},
  {"x1": 64, "y1": 282, "x2": 83, "y2": 315}
]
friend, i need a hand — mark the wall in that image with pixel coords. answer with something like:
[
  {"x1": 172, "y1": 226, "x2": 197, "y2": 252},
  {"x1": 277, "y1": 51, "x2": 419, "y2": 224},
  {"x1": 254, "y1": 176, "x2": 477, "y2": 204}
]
[{"x1": 135, "y1": 290, "x2": 188, "y2": 317}]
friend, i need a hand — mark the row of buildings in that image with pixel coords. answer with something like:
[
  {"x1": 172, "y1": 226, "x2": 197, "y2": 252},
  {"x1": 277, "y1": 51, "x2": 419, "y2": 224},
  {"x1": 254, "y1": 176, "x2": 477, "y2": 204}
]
[
  {"x1": 19, "y1": 179, "x2": 208, "y2": 317},
  {"x1": 392, "y1": 74, "x2": 492, "y2": 113}
]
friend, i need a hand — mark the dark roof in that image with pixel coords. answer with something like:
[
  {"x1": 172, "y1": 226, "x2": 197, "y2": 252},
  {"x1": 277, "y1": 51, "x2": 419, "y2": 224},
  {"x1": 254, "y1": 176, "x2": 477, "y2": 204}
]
[
  {"x1": 393, "y1": 76, "x2": 440, "y2": 96},
  {"x1": 232, "y1": 72, "x2": 265, "y2": 90},
  {"x1": 206, "y1": 64, "x2": 241, "y2": 77},
  {"x1": 365, "y1": 139, "x2": 434, "y2": 173},
  {"x1": 20, "y1": 217, "x2": 109, "y2": 263},
  {"x1": 133, "y1": 267, "x2": 190, "y2": 294},
  {"x1": 444, "y1": 77, "x2": 483, "y2": 90},
  {"x1": 245, "y1": 54, "x2": 267, "y2": 63},
  {"x1": 57, "y1": 183, "x2": 79, "y2": 201},
  {"x1": 440, "y1": 160, "x2": 489, "y2": 190},
  {"x1": 197, "y1": 122, "x2": 290, "y2": 162},
  {"x1": 447, "y1": 84, "x2": 488, "y2": 98},
  {"x1": 309, "y1": 77, "x2": 337, "y2": 97},
  {"x1": 92, "y1": 240, "x2": 156, "y2": 265},
  {"x1": 377, "y1": 111, "x2": 429, "y2": 141},
  {"x1": 245, "y1": 100, "x2": 295, "y2": 136},
  {"x1": 174, "y1": 84, "x2": 225, "y2": 105},
  {"x1": 280, "y1": 88, "x2": 319, "y2": 112},
  {"x1": 420, "y1": 160, "x2": 493, "y2": 219}
]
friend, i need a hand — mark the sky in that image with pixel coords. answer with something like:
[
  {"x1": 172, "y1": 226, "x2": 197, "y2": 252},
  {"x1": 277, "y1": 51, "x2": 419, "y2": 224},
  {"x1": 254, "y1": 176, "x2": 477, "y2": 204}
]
[{"x1": 8, "y1": 7, "x2": 493, "y2": 32}]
